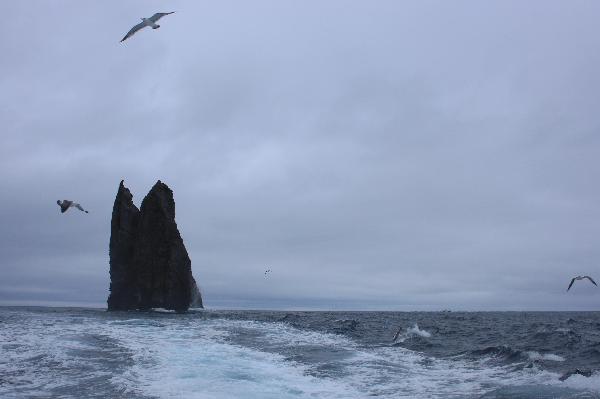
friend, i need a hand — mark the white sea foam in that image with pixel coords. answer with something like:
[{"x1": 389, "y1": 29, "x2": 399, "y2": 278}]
[
  {"x1": 1, "y1": 310, "x2": 598, "y2": 399},
  {"x1": 111, "y1": 319, "x2": 356, "y2": 399},
  {"x1": 393, "y1": 323, "x2": 432, "y2": 343},
  {"x1": 560, "y1": 371, "x2": 600, "y2": 391},
  {"x1": 408, "y1": 323, "x2": 432, "y2": 338},
  {"x1": 0, "y1": 311, "x2": 118, "y2": 398},
  {"x1": 110, "y1": 319, "x2": 585, "y2": 399},
  {"x1": 526, "y1": 351, "x2": 565, "y2": 362},
  {"x1": 341, "y1": 345, "x2": 567, "y2": 397},
  {"x1": 151, "y1": 308, "x2": 176, "y2": 313}
]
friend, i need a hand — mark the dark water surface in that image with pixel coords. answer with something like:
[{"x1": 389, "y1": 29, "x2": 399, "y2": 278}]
[{"x1": 1, "y1": 307, "x2": 599, "y2": 398}]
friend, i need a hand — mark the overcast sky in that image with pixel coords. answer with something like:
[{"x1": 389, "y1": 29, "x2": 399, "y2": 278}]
[{"x1": 1, "y1": 1, "x2": 599, "y2": 310}]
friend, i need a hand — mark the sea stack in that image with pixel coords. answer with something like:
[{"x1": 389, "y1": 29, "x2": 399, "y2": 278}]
[{"x1": 107, "y1": 180, "x2": 203, "y2": 311}]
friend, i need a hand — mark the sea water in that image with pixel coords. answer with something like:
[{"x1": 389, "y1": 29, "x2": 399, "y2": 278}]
[{"x1": 0, "y1": 307, "x2": 599, "y2": 398}]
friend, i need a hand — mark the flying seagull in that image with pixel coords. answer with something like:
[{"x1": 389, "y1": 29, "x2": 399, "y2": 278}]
[
  {"x1": 392, "y1": 328, "x2": 402, "y2": 342},
  {"x1": 57, "y1": 200, "x2": 89, "y2": 214},
  {"x1": 120, "y1": 12, "x2": 175, "y2": 42},
  {"x1": 567, "y1": 275, "x2": 597, "y2": 291}
]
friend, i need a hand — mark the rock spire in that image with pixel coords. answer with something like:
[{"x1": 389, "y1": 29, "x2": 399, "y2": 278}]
[{"x1": 107, "y1": 180, "x2": 202, "y2": 311}]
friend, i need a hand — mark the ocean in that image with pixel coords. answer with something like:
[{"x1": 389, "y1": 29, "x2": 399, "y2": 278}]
[{"x1": 0, "y1": 307, "x2": 599, "y2": 398}]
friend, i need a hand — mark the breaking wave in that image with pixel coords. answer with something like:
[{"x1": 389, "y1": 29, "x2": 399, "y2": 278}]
[{"x1": 392, "y1": 323, "x2": 432, "y2": 343}]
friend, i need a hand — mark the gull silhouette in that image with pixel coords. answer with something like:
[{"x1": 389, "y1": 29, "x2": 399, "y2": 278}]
[
  {"x1": 567, "y1": 275, "x2": 597, "y2": 291},
  {"x1": 57, "y1": 200, "x2": 89, "y2": 214},
  {"x1": 121, "y1": 12, "x2": 175, "y2": 42}
]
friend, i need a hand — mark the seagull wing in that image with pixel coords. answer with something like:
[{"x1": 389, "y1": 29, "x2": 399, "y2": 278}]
[
  {"x1": 584, "y1": 276, "x2": 598, "y2": 286},
  {"x1": 74, "y1": 204, "x2": 88, "y2": 213},
  {"x1": 567, "y1": 278, "x2": 576, "y2": 291},
  {"x1": 149, "y1": 12, "x2": 174, "y2": 22},
  {"x1": 121, "y1": 21, "x2": 146, "y2": 42}
]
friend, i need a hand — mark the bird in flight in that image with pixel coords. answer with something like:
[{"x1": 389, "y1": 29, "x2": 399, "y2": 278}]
[
  {"x1": 57, "y1": 200, "x2": 89, "y2": 214},
  {"x1": 392, "y1": 328, "x2": 402, "y2": 343},
  {"x1": 120, "y1": 12, "x2": 175, "y2": 42},
  {"x1": 567, "y1": 275, "x2": 597, "y2": 291}
]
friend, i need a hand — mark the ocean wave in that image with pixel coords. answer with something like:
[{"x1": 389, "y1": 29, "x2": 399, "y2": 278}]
[
  {"x1": 471, "y1": 345, "x2": 566, "y2": 366},
  {"x1": 559, "y1": 370, "x2": 600, "y2": 393},
  {"x1": 347, "y1": 344, "x2": 573, "y2": 398},
  {"x1": 526, "y1": 351, "x2": 565, "y2": 362},
  {"x1": 525, "y1": 351, "x2": 565, "y2": 362},
  {"x1": 2, "y1": 309, "x2": 600, "y2": 398},
  {"x1": 331, "y1": 319, "x2": 359, "y2": 334},
  {"x1": 471, "y1": 345, "x2": 523, "y2": 363},
  {"x1": 116, "y1": 323, "x2": 357, "y2": 399},
  {"x1": 559, "y1": 368, "x2": 593, "y2": 381},
  {"x1": 392, "y1": 323, "x2": 432, "y2": 343},
  {"x1": 555, "y1": 328, "x2": 572, "y2": 333}
]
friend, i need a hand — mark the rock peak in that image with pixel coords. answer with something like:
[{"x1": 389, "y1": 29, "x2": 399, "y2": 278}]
[{"x1": 107, "y1": 180, "x2": 202, "y2": 311}]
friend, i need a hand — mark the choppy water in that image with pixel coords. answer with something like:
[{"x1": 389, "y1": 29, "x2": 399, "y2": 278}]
[{"x1": 0, "y1": 307, "x2": 599, "y2": 398}]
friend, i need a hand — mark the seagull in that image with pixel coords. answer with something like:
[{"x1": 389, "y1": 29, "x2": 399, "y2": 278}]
[
  {"x1": 120, "y1": 12, "x2": 175, "y2": 42},
  {"x1": 57, "y1": 200, "x2": 89, "y2": 214},
  {"x1": 567, "y1": 275, "x2": 597, "y2": 291},
  {"x1": 392, "y1": 328, "x2": 403, "y2": 342}
]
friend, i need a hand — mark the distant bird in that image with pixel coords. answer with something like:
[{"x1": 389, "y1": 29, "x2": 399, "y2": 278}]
[
  {"x1": 57, "y1": 200, "x2": 89, "y2": 214},
  {"x1": 264, "y1": 269, "x2": 271, "y2": 277},
  {"x1": 567, "y1": 275, "x2": 597, "y2": 291},
  {"x1": 120, "y1": 12, "x2": 175, "y2": 42}
]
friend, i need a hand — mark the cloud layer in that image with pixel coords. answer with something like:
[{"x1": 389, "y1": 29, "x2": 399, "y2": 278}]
[{"x1": 1, "y1": 1, "x2": 599, "y2": 309}]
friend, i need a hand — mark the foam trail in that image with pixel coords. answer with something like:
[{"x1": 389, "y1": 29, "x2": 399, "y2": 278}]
[
  {"x1": 1, "y1": 309, "x2": 599, "y2": 399},
  {"x1": 111, "y1": 319, "x2": 357, "y2": 399}
]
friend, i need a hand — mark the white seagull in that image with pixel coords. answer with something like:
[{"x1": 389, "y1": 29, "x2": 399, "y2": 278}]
[
  {"x1": 567, "y1": 275, "x2": 597, "y2": 291},
  {"x1": 57, "y1": 200, "x2": 89, "y2": 214},
  {"x1": 120, "y1": 12, "x2": 175, "y2": 42}
]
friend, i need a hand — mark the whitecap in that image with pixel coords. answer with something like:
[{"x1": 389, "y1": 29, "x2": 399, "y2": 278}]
[
  {"x1": 560, "y1": 371, "x2": 600, "y2": 391},
  {"x1": 407, "y1": 323, "x2": 432, "y2": 338},
  {"x1": 393, "y1": 323, "x2": 432, "y2": 343},
  {"x1": 526, "y1": 351, "x2": 565, "y2": 362}
]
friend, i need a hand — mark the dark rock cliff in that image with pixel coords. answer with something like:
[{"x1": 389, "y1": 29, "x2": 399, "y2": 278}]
[
  {"x1": 107, "y1": 181, "x2": 139, "y2": 310},
  {"x1": 107, "y1": 180, "x2": 202, "y2": 311}
]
